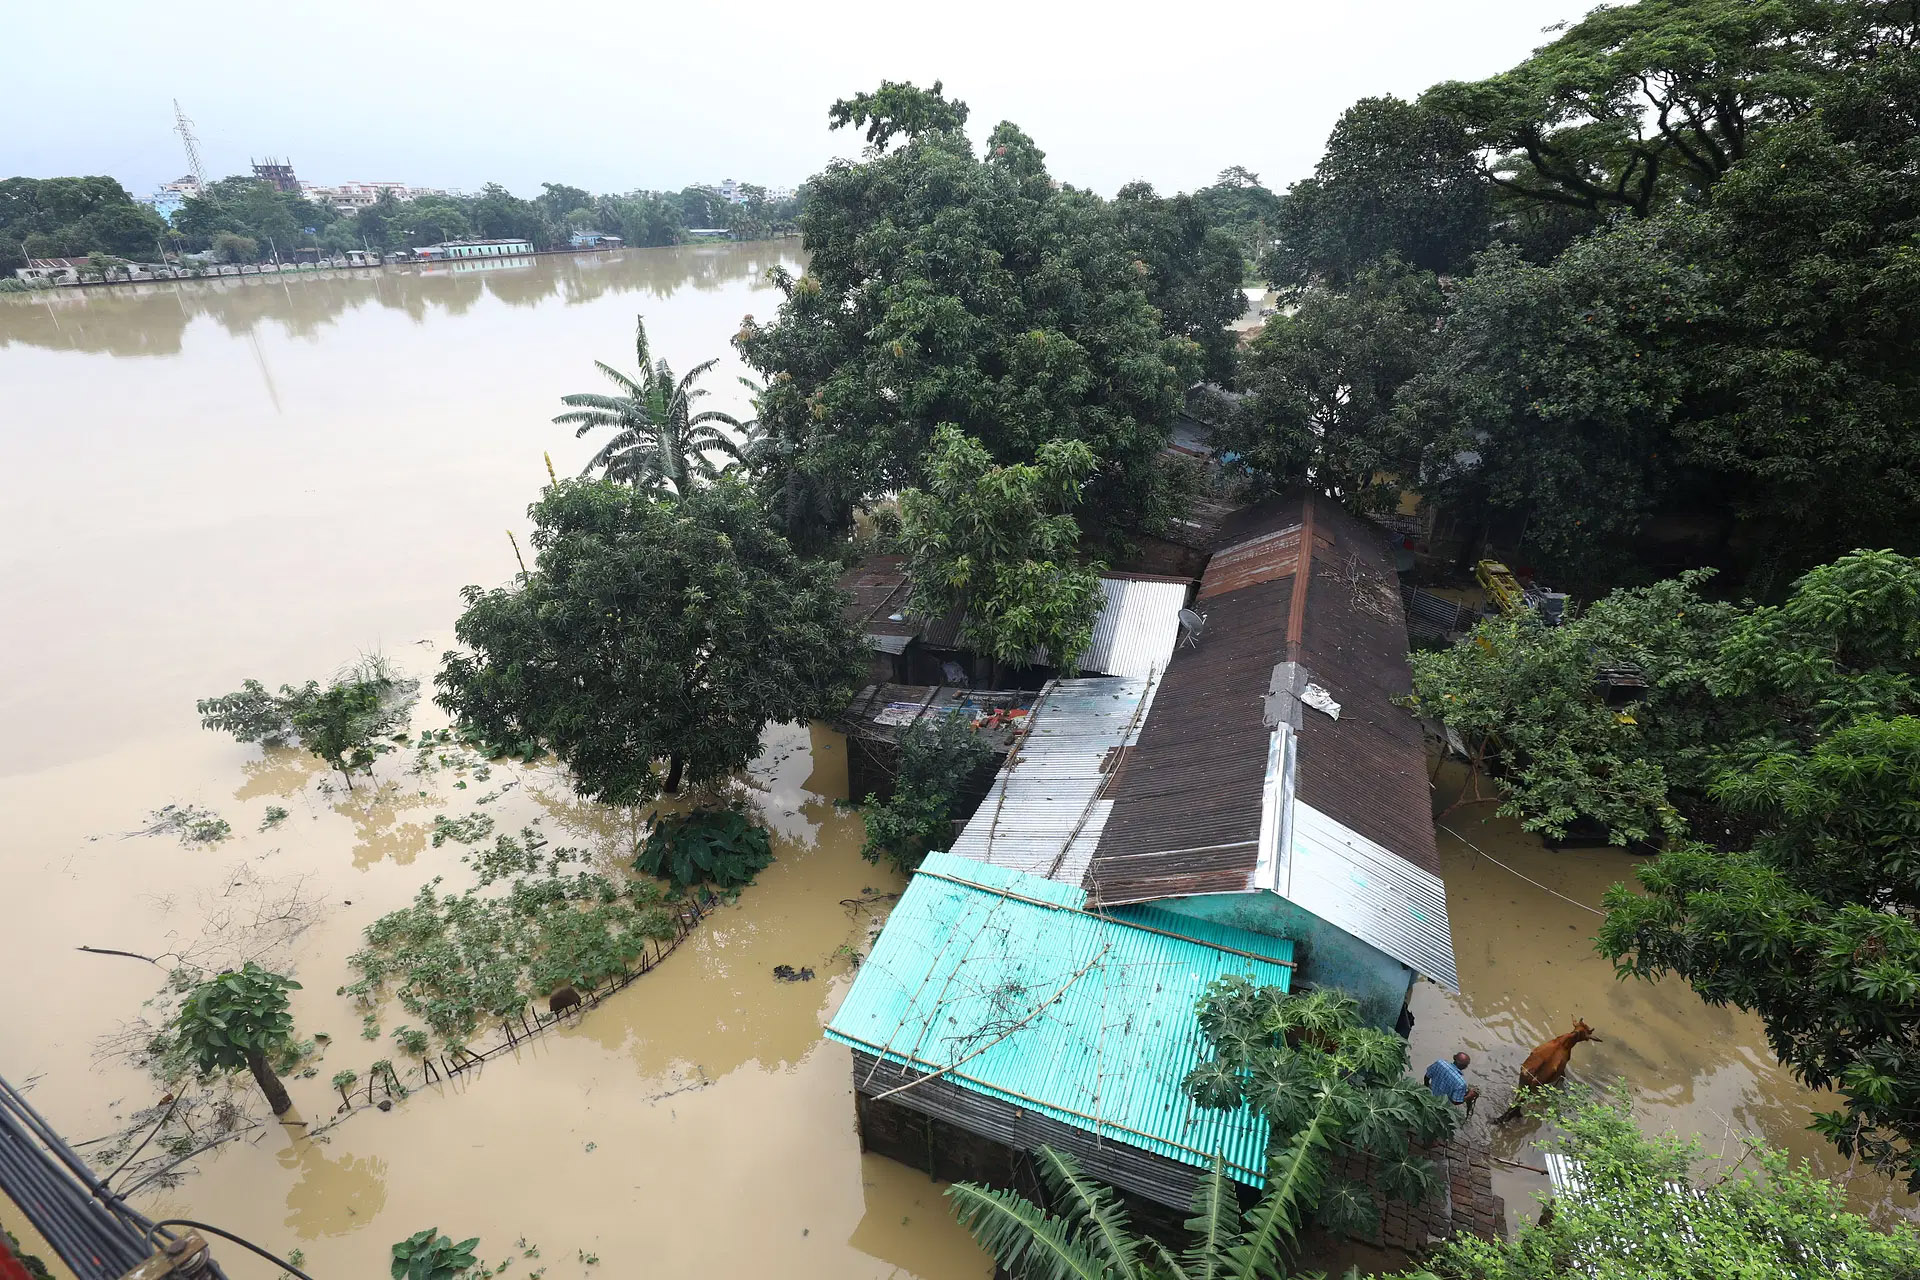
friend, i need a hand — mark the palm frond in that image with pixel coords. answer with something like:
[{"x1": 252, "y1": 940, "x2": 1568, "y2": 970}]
[
  {"x1": 945, "y1": 1181, "x2": 1113, "y2": 1280},
  {"x1": 1181, "y1": 1156, "x2": 1241, "y2": 1280},
  {"x1": 1031, "y1": 1146, "x2": 1147, "y2": 1280},
  {"x1": 631, "y1": 314, "x2": 652, "y2": 370}
]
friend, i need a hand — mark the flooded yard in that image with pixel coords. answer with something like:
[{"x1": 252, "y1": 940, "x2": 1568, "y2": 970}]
[{"x1": 0, "y1": 245, "x2": 1910, "y2": 1280}]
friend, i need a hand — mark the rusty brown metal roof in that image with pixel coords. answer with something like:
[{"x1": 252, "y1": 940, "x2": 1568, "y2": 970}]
[{"x1": 1086, "y1": 492, "x2": 1441, "y2": 900}]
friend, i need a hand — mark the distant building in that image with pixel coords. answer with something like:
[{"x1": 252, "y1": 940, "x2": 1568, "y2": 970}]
[
  {"x1": 301, "y1": 181, "x2": 447, "y2": 213},
  {"x1": 684, "y1": 228, "x2": 732, "y2": 241},
  {"x1": 137, "y1": 176, "x2": 202, "y2": 224},
  {"x1": 251, "y1": 158, "x2": 300, "y2": 192},
  {"x1": 411, "y1": 239, "x2": 533, "y2": 261},
  {"x1": 711, "y1": 178, "x2": 750, "y2": 205},
  {"x1": 568, "y1": 231, "x2": 624, "y2": 249}
]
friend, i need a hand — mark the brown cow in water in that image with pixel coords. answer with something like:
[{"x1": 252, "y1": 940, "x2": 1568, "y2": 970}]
[{"x1": 1493, "y1": 1019, "x2": 1602, "y2": 1124}]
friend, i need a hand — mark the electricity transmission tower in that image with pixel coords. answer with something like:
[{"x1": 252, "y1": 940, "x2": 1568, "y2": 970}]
[{"x1": 172, "y1": 99, "x2": 208, "y2": 189}]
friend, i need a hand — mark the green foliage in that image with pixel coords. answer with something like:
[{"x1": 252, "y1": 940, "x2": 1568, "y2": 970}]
[
  {"x1": 1112, "y1": 182, "x2": 1246, "y2": 383},
  {"x1": 199, "y1": 656, "x2": 419, "y2": 791},
  {"x1": 1409, "y1": 570, "x2": 1736, "y2": 843},
  {"x1": 1221, "y1": 259, "x2": 1443, "y2": 509},
  {"x1": 1268, "y1": 95, "x2": 1491, "y2": 288},
  {"x1": 1419, "y1": 0, "x2": 1868, "y2": 217},
  {"x1": 634, "y1": 809, "x2": 772, "y2": 891},
  {"x1": 1401, "y1": 221, "x2": 1715, "y2": 585},
  {"x1": 390, "y1": 1229, "x2": 480, "y2": 1280},
  {"x1": 827, "y1": 79, "x2": 970, "y2": 150},
  {"x1": 260, "y1": 805, "x2": 289, "y2": 831},
  {"x1": 736, "y1": 84, "x2": 1199, "y2": 548},
  {"x1": 392, "y1": 1025, "x2": 431, "y2": 1057},
  {"x1": 0, "y1": 176, "x2": 168, "y2": 273},
  {"x1": 555, "y1": 315, "x2": 745, "y2": 494},
  {"x1": 1190, "y1": 165, "x2": 1285, "y2": 270},
  {"x1": 1599, "y1": 714, "x2": 1920, "y2": 1188},
  {"x1": 175, "y1": 963, "x2": 301, "y2": 1073},
  {"x1": 1183, "y1": 981, "x2": 1454, "y2": 1240},
  {"x1": 140, "y1": 804, "x2": 232, "y2": 846},
  {"x1": 437, "y1": 478, "x2": 862, "y2": 806},
  {"x1": 860, "y1": 713, "x2": 995, "y2": 872},
  {"x1": 431, "y1": 813, "x2": 495, "y2": 848},
  {"x1": 899, "y1": 428, "x2": 1106, "y2": 675},
  {"x1": 1682, "y1": 49, "x2": 1920, "y2": 566},
  {"x1": 1412, "y1": 1090, "x2": 1920, "y2": 1278},
  {"x1": 347, "y1": 827, "x2": 675, "y2": 1045}
]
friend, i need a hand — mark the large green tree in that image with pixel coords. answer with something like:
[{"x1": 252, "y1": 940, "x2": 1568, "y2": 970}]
[
  {"x1": 437, "y1": 479, "x2": 861, "y2": 802},
  {"x1": 898, "y1": 427, "x2": 1106, "y2": 679},
  {"x1": 1112, "y1": 182, "x2": 1246, "y2": 383},
  {"x1": 1679, "y1": 46, "x2": 1920, "y2": 571},
  {"x1": 1190, "y1": 165, "x2": 1284, "y2": 264},
  {"x1": 0, "y1": 176, "x2": 168, "y2": 271},
  {"x1": 735, "y1": 81, "x2": 1198, "y2": 548},
  {"x1": 1268, "y1": 96, "x2": 1491, "y2": 288},
  {"x1": 1401, "y1": 219, "x2": 1715, "y2": 585},
  {"x1": 1420, "y1": 0, "x2": 1891, "y2": 217},
  {"x1": 1220, "y1": 260, "x2": 1443, "y2": 510}
]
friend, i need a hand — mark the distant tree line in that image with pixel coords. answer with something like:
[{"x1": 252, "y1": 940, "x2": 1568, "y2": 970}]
[{"x1": 0, "y1": 173, "x2": 804, "y2": 273}]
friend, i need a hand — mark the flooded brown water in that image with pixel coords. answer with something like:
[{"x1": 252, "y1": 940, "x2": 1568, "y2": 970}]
[
  {"x1": 1, "y1": 246, "x2": 1911, "y2": 1280},
  {"x1": 1413, "y1": 764, "x2": 1918, "y2": 1230},
  {"x1": 0, "y1": 246, "x2": 988, "y2": 1280}
]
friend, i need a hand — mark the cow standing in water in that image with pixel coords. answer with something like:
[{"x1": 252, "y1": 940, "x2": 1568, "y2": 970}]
[{"x1": 1493, "y1": 1019, "x2": 1602, "y2": 1124}]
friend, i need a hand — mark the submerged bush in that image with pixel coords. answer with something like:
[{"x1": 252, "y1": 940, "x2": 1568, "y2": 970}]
[
  {"x1": 633, "y1": 809, "x2": 772, "y2": 891},
  {"x1": 860, "y1": 713, "x2": 995, "y2": 872}
]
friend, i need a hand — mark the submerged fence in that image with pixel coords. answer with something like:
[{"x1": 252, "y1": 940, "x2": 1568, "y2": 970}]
[{"x1": 336, "y1": 892, "x2": 719, "y2": 1107}]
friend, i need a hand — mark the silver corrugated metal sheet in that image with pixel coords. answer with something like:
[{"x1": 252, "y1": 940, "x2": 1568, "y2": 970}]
[
  {"x1": 1078, "y1": 577, "x2": 1189, "y2": 679},
  {"x1": 949, "y1": 675, "x2": 1159, "y2": 887},
  {"x1": 827, "y1": 852, "x2": 1291, "y2": 1187},
  {"x1": 1279, "y1": 801, "x2": 1458, "y2": 990}
]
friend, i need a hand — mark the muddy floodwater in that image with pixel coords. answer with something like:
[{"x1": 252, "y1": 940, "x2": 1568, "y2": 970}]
[
  {"x1": 0, "y1": 246, "x2": 987, "y2": 1280},
  {"x1": 0, "y1": 245, "x2": 1911, "y2": 1280}
]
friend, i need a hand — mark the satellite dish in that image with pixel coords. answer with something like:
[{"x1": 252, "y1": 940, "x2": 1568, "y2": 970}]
[{"x1": 1177, "y1": 608, "x2": 1208, "y2": 647}]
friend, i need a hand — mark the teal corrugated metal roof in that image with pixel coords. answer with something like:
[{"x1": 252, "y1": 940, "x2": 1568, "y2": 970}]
[{"x1": 826, "y1": 851, "x2": 1293, "y2": 1186}]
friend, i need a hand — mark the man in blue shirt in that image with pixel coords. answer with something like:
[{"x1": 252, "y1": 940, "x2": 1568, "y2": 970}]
[{"x1": 1424, "y1": 1051, "x2": 1478, "y2": 1109}]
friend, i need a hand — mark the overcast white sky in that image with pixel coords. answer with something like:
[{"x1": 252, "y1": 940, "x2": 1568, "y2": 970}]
[{"x1": 7, "y1": 1, "x2": 1595, "y2": 199}]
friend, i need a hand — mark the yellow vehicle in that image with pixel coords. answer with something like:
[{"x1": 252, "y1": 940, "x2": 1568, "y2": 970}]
[{"x1": 1475, "y1": 559, "x2": 1528, "y2": 616}]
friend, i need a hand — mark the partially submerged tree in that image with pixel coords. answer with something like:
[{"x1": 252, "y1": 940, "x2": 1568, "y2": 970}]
[
  {"x1": 898, "y1": 428, "x2": 1106, "y2": 680},
  {"x1": 554, "y1": 314, "x2": 745, "y2": 495},
  {"x1": 198, "y1": 656, "x2": 418, "y2": 791},
  {"x1": 860, "y1": 713, "x2": 996, "y2": 872},
  {"x1": 175, "y1": 962, "x2": 302, "y2": 1116},
  {"x1": 437, "y1": 478, "x2": 861, "y2": 804}
]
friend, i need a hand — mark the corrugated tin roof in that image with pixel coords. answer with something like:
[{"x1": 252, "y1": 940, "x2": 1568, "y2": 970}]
[
  {"x1": 1077, "y1": 577, "x2": 1189, "y2": 679},
  {"x1": 1086, "y1": 494, "x2": 1457, "y2": 987},
  {"x1": 827, "y1": 852, "x2": 1291, "y2": 1186},
  {"x1": 1277, "y1": 802, "x2": 1458, "y2": 991},
  {"x1": 950, "y1": 676, "x2": 1160, "y2": 886}
]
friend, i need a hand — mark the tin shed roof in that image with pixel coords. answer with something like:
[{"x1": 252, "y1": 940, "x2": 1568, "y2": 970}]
[
  {"x1": 827, "y1": 852, "x2": 1291, "y2": 1185},
  {"x1": 949, "y1": 676, "x2": 1159, "y2": 886},
  {"x1": 1086, "y1": 494, "x2": 1457, "y2": 989},
  {"x1": 1077, "y1": 575, "x2": 1190, "y2": 679}
]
